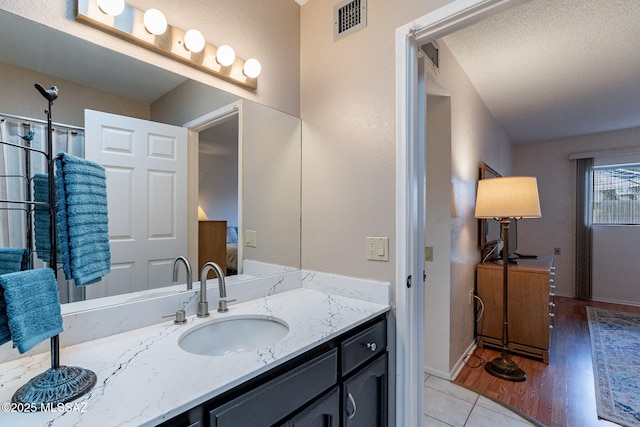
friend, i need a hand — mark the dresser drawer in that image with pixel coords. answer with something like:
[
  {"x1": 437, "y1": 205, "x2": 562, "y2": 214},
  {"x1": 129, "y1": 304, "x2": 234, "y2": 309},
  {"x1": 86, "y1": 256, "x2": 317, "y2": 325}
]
[{"x1": 341, "y1": 318, "x2": 386, "y2": 376}]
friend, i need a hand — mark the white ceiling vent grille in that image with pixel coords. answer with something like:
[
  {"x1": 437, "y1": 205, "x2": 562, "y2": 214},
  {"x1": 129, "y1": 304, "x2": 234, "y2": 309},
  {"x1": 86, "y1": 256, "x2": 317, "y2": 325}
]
[{"x1": 334, "y1": 0, "x2": 367, "y2": 41}]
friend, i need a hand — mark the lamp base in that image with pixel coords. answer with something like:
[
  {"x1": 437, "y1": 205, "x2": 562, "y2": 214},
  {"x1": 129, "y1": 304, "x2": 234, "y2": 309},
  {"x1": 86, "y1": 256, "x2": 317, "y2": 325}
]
[{"x1": 484, "y1": 355, "x2": 527, "y2": 382}]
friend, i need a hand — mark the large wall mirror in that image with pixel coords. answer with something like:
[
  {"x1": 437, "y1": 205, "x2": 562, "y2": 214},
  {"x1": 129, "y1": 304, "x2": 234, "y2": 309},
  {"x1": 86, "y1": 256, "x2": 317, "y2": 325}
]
[{"x1": 0, "y1": 10, "x2": 301, "y2": 308}]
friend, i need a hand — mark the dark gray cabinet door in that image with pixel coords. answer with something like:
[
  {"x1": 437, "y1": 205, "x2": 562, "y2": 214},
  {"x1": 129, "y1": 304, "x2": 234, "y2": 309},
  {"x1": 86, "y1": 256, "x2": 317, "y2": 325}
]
[
  {"x1": 342, "y1": 354, "x2": 388, "y2": 427},
  {"x1": 210, "y1": 349, "x2": 337, "y2": 427},
  {"x1": 283, "y1": 387, "x2": 340, "y2": 427}
]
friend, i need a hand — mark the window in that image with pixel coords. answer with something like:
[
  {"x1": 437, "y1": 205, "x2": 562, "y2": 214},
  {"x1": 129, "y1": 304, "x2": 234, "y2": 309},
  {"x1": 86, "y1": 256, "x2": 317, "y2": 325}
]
[{"x1": 592, "y1": 164, "x2": 640, "y2": 224}]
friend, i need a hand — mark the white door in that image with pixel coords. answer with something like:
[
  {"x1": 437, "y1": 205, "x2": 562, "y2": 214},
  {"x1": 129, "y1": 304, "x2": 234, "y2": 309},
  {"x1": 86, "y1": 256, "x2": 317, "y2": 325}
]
[{"x1": 84, "y1": 109, "x2": 188, "y2": 298}]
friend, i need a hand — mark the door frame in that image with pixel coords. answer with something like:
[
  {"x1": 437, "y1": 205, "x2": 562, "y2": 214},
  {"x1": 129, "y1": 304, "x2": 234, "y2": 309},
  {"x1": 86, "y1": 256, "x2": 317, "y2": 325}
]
[
  {"x1": 395, "y1": 0, "x2": 523, "y2": 425},
  {"x1": 183, "y1": 101, "x2": 244, "y2": 272}
]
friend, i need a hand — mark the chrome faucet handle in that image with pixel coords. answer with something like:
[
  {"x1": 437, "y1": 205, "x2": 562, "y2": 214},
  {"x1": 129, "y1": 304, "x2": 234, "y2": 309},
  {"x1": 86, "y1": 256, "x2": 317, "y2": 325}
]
[
  {"x1": 162, "y1": 309, "x2": 187, "y2": 325},
  {"x1": 217, "y1": 298, "x2": 237, "y2": 313},
  {"x1": 197, "y1": 301, "x2": 210, "y2": 318}
]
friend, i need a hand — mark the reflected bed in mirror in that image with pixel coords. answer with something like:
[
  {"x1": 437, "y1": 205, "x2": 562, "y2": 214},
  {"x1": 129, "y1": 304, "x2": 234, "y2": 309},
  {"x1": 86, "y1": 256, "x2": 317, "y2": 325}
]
[{"x1": 0, "y1": 10, "x2": 301, "y2": 308}]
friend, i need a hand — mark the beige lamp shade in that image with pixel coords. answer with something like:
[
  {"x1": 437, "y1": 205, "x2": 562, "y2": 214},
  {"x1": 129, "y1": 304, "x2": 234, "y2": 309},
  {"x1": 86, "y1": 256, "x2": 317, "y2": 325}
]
[
  {"x1": 197, "y1": 206, "x2": 209, "y2": 220},
  {"x1": 474, "y1": 176, "x2": 541, "y2": 219}
]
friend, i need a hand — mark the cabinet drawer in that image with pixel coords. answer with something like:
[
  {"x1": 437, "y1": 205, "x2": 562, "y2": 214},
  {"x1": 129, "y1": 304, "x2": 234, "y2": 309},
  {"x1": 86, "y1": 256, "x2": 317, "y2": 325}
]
[
  {"x1": 281, "y1": 387, "x2": 340, "y2": 427},
  {"x1": 341, "y1": 319, "x2": 386, "y2": 376},
  {"x1": 210, "y1": 348, "x2": 338, "y2": 427}
]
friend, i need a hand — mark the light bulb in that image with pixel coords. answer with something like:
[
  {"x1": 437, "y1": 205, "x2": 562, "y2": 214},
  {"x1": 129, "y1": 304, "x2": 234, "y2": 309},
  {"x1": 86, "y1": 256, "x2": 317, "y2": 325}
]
[
  {"x1": 143, "y1": 9, "x2": 167, "y2": 35},
  {"x1": 216, "y1": 45, "x2": 236, "y2": 67},
  {"x1": 243, "y1": 59, "x2": 262, "y2": 78},
  {"x1": 97, "y1": 0, "x2": 125, "y2": 16},
  {"x1": 184, "y1": 29, "x2": 205, "y2": 53}
]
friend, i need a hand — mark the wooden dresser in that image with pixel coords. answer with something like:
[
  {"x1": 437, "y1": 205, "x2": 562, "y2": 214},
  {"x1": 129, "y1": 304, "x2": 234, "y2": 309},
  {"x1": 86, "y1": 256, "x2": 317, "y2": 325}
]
[
  {"x1": 198, "y1": 220, "x2": 227, "y2": 275},
  {"x1": 476, "y1": 256, "x2": 555, "y2": 363}
]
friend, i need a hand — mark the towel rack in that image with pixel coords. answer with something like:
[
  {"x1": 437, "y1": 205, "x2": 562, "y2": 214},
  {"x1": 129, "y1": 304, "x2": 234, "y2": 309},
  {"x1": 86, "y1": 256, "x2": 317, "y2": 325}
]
[
  {"x1": 0, "y1": 84, "x2": 96, "y2": 408},
  {"x1": 0, "y1": 135, "x2": 38, "y2": 266}
]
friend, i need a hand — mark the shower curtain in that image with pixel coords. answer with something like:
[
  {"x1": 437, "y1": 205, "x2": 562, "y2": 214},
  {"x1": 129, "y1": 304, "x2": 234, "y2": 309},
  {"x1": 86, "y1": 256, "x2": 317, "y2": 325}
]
[{"x1": 0, "y1": 115, "x2": 84, "y2": 299}]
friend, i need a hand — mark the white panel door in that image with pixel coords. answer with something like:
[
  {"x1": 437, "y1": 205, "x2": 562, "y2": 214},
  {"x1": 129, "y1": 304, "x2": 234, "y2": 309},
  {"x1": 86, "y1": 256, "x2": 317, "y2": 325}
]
[{"x1": 84, "y1": 109, "x2": 188, "y2": 298}]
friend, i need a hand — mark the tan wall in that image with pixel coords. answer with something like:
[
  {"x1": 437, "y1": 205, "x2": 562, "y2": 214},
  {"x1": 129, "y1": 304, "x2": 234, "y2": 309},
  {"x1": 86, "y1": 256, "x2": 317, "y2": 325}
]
[
  {"x1": 0, "y1": 62, "x2": 149, "y2": 126},
  {"x1": 300, "y1": 0, "x2": 452, "y2": 286}
]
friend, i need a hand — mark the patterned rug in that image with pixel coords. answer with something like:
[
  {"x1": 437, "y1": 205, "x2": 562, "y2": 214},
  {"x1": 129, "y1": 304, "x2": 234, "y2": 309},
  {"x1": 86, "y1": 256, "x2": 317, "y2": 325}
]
[{"x1": 587, "y1": 307, "x2": 640, "y2": 426}]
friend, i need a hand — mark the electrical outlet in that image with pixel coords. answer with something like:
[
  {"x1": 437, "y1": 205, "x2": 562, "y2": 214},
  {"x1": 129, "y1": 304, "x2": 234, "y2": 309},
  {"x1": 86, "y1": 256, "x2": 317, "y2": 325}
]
[
  {"x1": 469, "y1": 289, "x2": 474, "y2": 305},
  {"x1": 365, "y1": 237, "x2": 389, "y2": 261},
  {"x1": 554, "y1": 247, "x2": 561, "y2": 255}
]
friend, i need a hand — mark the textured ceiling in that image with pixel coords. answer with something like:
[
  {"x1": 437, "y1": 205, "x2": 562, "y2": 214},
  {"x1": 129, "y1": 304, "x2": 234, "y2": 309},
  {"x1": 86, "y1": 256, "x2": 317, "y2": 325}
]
[{"x1": 442, "y1": 0, "x2": 640, "y2": 144}]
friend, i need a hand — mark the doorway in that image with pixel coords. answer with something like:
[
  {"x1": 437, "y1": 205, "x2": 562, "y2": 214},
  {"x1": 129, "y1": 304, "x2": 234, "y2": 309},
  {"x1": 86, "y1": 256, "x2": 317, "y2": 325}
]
[
  {"x1": 184, "y1": 101, "x2": 243, "y2": 278},
  {"x1": 395, "y1": 1, "x2": 522, "y2": 425}
]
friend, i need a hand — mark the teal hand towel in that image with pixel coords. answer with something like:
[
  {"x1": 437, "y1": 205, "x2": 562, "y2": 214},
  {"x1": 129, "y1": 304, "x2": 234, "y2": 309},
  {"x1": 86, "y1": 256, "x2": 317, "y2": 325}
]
[
  {"x1": 0, "y1": 248, "x2": 28, "y2": 275},
  {"x1": 0, "y1": 268, "x2": 63, "y2": 354},
  {"x1": 33, "y1": 173, "x2": 57, "y2": 262},
  {"x1": 55, "y1": 153, "x2": 111, "y2": 286}
]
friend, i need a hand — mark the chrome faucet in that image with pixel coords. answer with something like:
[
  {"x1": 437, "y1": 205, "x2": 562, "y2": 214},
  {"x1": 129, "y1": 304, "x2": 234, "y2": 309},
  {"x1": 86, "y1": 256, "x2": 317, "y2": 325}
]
[
  {"x1": 172, "y1": 256, "x2": 192, "y2": 290},
  {"x1": 173, "y1": 256, "x2": 193, "y2": 290},
  {"x1": 198, "y1": 262, "x2": 235, "y2": 317},
  {"x1": 198, "y1": 262, "x2": 230, "y2": 317}
]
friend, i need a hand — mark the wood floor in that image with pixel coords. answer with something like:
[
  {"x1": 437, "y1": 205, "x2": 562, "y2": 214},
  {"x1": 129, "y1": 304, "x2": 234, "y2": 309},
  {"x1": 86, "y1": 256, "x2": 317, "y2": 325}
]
[{"x1": 454, "y1": 296, "x2": 640, "y2": 427}]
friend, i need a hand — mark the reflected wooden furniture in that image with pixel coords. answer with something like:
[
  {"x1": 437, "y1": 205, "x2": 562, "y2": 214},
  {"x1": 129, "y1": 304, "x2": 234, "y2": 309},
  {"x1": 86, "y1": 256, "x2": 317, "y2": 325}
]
[
  {"x1": 476, "y1": 256, "x2": 555, "y2": 363},
  {"x1": 198, "y1": 220, "x2": 227, "y2": 276}
]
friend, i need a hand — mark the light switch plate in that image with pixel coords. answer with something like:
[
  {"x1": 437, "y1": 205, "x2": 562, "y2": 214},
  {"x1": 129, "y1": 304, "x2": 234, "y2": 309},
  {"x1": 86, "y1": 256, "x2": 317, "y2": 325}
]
[
  {"x1": 366, "y1": 237, "x2": 389, "y2": 261},
  {"x1": 425, "y1": 246, "x2": 433, "y2": 262},
  {"x1": 246, "y1": 230, "x2": 257, "y2": 248}
]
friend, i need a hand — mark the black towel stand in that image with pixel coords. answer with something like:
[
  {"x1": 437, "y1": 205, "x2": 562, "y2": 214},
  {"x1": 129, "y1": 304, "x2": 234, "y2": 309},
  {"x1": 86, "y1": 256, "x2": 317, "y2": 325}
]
[{"x1": 0, "y1": 84, "x2": 97, "y2": 409}]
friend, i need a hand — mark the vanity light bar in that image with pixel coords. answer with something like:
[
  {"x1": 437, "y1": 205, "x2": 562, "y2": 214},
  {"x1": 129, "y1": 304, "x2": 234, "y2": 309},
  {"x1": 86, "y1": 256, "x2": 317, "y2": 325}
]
[{"x1": 76, "y1": 0, "x2": 260, "y2": 89}]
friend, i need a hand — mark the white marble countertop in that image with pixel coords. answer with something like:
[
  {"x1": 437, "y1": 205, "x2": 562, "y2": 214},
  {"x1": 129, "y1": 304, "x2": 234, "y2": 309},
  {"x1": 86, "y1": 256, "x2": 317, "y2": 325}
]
[{"x1": 0, "y1": 287, "x2": 389, "y2": 426}]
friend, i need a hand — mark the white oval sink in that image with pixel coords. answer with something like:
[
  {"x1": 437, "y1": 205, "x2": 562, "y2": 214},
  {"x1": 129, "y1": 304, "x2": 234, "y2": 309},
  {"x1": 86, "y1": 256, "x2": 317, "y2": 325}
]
[{"x1": 178, "y1": 315, "x2": 289, "y2": 356}]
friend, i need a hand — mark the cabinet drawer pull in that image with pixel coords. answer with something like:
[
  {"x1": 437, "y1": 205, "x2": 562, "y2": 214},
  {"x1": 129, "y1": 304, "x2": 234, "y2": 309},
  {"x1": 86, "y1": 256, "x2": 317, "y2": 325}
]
[
  {"x1": 549, "y1": 302, "x2": 556, "y2": 307},
  {"x1": 347, "y1": 392, "x2": 357, "y2": 419},
  {"x1": 366, "y1": 342, "x2": 377, "y2": 352}
]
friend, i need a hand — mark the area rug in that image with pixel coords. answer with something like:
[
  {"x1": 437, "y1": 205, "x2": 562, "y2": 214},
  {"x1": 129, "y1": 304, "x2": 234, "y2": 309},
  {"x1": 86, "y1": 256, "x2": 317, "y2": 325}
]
[{"x1": 587, "y1": 307, "x2": 640, "y2": 426}]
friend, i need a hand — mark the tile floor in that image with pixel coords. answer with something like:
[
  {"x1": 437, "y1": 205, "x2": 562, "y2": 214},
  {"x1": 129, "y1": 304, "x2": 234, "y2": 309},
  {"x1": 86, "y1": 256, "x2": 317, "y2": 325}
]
[{"x1": 423, "y1": 374, "x2": 539, "y2": 427}]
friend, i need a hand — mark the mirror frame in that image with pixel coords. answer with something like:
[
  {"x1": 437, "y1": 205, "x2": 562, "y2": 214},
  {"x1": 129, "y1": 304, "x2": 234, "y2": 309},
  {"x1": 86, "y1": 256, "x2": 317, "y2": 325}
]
[{"x1": 478, "y1": 162, "x2": 501, "y2": 250}]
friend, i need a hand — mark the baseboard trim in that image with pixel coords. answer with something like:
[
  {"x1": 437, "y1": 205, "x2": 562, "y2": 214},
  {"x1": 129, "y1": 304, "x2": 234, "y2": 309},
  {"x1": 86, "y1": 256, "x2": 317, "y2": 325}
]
[
  {"x1": 424, "y1": 339, "x2": 478, "y2": 381},
  {"x1": 450, "y1": 339, "x2": 478, "y2": 380},
  {"x1": 589, "y1": 296, "x2": 640, "y2": 308}
]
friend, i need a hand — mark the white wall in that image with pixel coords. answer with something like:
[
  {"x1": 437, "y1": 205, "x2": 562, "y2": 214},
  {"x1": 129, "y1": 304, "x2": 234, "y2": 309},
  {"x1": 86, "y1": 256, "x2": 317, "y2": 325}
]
[
  {"x1": 514, "y1": 127, "x2": 640, "y2": 303},
  {"x1": 424, "y1": 95, "x2": 452, "y2": 377}
]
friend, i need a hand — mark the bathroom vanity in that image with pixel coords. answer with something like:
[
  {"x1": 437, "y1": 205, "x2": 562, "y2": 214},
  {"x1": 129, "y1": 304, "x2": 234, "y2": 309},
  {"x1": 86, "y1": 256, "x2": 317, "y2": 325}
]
[
  {"x1": 163, "y1": 314, "x2": 387, "y2": 427},
  {"x1": 0, "y1": 272, "x2": 390, "y2": 427}
]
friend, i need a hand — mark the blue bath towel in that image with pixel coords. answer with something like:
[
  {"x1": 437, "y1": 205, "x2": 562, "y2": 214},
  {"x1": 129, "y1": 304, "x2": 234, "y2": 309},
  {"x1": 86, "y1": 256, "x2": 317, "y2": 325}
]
[
  {"x1": 0, "y1": 268, "x2": 63, "y2": 353},
  {"x1": 0, "y1": 248, "x2": 29, "y2": 275},
  {"x1": 33, "y1": 173, "x2": 58, "y2": 263},
  {"x1": 55, "y1": 152, "x2": 111, "y2": 286}
]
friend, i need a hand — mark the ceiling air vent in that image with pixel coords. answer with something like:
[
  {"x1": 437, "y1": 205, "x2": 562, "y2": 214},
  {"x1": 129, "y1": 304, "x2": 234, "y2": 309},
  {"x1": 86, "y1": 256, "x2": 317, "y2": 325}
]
[
  {"x1": 420, "y1": 42, "x2": 439, "y2": 70},
  {"x1": 334, "y1": 0, "x2": 367, "y2": 41}
]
